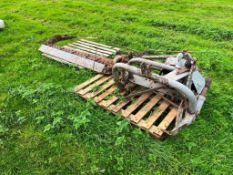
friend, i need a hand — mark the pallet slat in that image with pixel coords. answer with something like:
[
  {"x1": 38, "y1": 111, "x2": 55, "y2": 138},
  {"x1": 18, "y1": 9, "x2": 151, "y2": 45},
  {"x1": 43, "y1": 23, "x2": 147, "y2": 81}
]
[
  {"x1": 74, "y1": 74, "x2": 104, "y2": 92},
  {"x1": 73, "y1": 42, "x2": 115, "y2": 55},
  {"x1": 158, "y1": 108, "x2": 177, "y2": 130},
  {"x1": 121, "y1": 93, "x2": 151, "y2": 118},
  {"x1": 63, "y1": 45, "x2": 95, "y2": 56},
  {"x1": 68, "y1": 44, "x2": 109, "y2": 57},
  {"x1": 78, "y1": 76, "x2": 111, "y2": 95},
  {"x1": 80, "y1": 39, "x2": 120, "y2": 51},
  {"x1": 140, "y1": 101, "x2": 170, "y2": 130},
  {"x1": 149, "y1": 108, "x2": 177, "y2": 137},
  {"x1": 109, "y1": 99, "x2": 131, "y2": 113},
  {"x1": 99, "y1": 96, "x2": 118, "y2": 108},
  {"x1": 78, "y1": 41, "x2": 118, "y2": 53},
  {"x1": 99, "y1": 91, "x2": 126, "y2": 108},
  {"x1": 130, "y1": 95, "x2": 161, "y2": 124},
  {"x1": 84, "y1": 79, "x2": 115, "y2": 98},
  {"x1": 94, "y1": 85, "x2": 118, "y2": 103}
]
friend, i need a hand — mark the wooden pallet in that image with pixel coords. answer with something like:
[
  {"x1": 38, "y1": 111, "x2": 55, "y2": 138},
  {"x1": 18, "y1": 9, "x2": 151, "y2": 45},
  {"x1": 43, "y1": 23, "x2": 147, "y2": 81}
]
[
  {"x1": 64, "y1": 39, "x2": 120, "y2": 58},
  {"x1": 74, "y1": 74, "x2": 178, "y2": 139}
]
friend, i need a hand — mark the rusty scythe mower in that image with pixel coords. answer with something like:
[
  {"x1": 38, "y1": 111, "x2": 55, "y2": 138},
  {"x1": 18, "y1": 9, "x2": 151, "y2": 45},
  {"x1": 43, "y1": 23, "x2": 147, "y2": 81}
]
[{"x1": 39, "y1": 35, "x2": 211, "y2": 139}]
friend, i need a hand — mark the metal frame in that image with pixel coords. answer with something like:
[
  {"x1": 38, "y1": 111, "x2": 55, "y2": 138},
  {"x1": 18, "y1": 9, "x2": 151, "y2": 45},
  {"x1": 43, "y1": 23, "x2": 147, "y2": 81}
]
[
  {"x1": 39, "y1": 38, "x2": 211, "y2": 138},
  {"x1": 112, "y1": 56, "x2": 210, "y2": 134}
]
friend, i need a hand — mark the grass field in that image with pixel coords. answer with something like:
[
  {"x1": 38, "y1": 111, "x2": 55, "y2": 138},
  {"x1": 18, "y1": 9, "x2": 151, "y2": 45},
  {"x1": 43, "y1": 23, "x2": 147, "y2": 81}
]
[{"x1": 0, "y1": 0, "x2": 233, "y2": 174}]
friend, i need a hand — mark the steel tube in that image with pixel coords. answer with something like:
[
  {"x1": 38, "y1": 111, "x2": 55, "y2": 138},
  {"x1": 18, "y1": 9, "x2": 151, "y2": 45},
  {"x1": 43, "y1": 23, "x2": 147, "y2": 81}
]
[
  {"x1": 129, "y1": 57, "x2": 175, "y2": 71},
  {"x1": 142, "y1": 55, "x2": 176, "y2": 59},
  {"x1": 113, "y1": 63, "x2": 197, "y2": 113}
]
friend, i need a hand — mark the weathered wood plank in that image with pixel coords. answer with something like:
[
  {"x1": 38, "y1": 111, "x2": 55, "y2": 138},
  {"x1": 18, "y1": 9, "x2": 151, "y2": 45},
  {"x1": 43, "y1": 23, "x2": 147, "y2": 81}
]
[
  {"x1": 63, "y1": 45, "x2": 95, "y2": 56},
  {"x1": 68, "y1": 44, "x2": 109, "y2": 57},
  {"x1": 73, "y1": 43, "x2": 114, "y2": 55},
  {"x1": 80, "y1": 39, "x2": 120, "y2": 51},
  {"x1": 99, "y1": 96, "x2": 118, "y2": 108},
  {"x1": 99, "y1": 91, "x2": 126, "y2": 108},
  {"x1": 148, "y1": 126, "x2": 162, "y2": 138},
  {"x1": 139, "y1": 101, "x2": 169, "y2": 129},
  {"x1": 78, "y1": 76, "x2": 111, "y2": 95},
  {"x1": 42, "y1": 53, "x2": 78, "y2": 67},
  {"x1": 94, "y1": 86, "x2": 118, "y2": 103},
  {"x1": 149, "y1": 108, "x2": 177, "y2": 137},
  {"x1": 74, "y1": 74, "x2": 104, "y2": 92},
  {"x1": 84, "y1": 79, "x2": 114, "y2": 98},
  {"x1": 158, "y1": 108, "x2": 177, "y2": 130},
  {"x1": 121, "y1": 93, "x2": 151, "y2": 118},
  {"x1": 78, "y1": 41, "x2": 118, "y2": 53},
  {"x1": 130, "y1": 95, "x2": 161, "y2": 124},
  {"x1": 109, "y1": 99, "x2": 130, "y2": 113}
]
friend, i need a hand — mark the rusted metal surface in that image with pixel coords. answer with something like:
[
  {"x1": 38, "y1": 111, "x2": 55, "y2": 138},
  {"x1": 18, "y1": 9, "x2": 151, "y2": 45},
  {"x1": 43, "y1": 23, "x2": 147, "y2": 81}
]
[
  {"x1": 142, "y1": 55, "x2": 176, "y2": 59},
  {"x1": 39, "y1": 45, "x2": 108, "y2": 73},
  {"x1": 44, "y1": 35, "x2": 75, "y2": 45},
  {"x1": 40, "y1": 38, "x2": 119, "y2": 74},
  {"x1": 125, "y1": 85, "x2": 164, "y2": 99},
  {"x1": 129, "y1": 57, "x2": 175, "y2": 71},
  {"x1": 59, "y1": 45, "x2": 114, "y2": 67}
]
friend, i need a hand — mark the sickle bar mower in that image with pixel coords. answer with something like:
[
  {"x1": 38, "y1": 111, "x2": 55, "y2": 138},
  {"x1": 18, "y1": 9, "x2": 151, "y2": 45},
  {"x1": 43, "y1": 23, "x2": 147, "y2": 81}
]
[{"x1": 39, "y1": 36, "x2": 211, "y2": 139}]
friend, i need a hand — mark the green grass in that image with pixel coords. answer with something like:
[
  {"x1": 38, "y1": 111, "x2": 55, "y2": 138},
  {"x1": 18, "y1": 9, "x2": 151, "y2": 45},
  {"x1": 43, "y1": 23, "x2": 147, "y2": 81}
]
[{"x1": 0, "y1": 0, "x2": 233, "y2": 174}]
